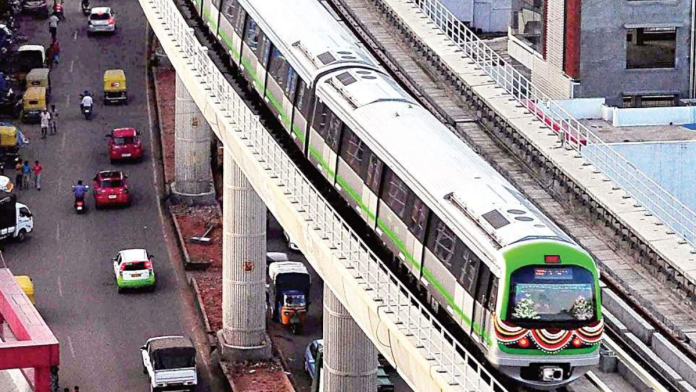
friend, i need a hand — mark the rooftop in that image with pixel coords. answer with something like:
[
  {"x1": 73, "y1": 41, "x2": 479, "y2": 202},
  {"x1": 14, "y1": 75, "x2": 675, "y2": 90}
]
[{"x1": 581, "y1": 119, "x2": 696, "y2": 144}]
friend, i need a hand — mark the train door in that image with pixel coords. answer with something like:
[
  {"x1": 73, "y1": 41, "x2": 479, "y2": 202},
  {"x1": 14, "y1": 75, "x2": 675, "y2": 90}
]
[
  {"x1": 472, "y1": 264, "x2": 495, "y2": 349},
  {"x1": 291, "y1": 79, "x2": 312, "y2": 152},
  {"x1": 240, "y1": 17, "x2": 270, "y2": 97}
]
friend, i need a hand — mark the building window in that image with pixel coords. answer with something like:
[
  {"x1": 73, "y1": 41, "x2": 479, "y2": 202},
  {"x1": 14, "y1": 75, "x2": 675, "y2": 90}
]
[
  {"x1": 626, "y1": 27, "x2": 676, "y2": 69},
  {"x1": 623, "y1": 94, "x2": 676, "y2": 108}
]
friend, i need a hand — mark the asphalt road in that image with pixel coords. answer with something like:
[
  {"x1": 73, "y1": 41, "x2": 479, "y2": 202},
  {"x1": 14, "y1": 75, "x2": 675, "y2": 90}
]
[{"x1": 2, "y1": 2, "x2": 222, "y2": 391}]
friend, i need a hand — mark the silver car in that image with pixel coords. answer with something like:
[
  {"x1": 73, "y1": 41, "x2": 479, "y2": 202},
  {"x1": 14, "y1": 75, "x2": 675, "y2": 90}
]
[{"x1": 87, "y1": 7, "x2": 116, "y2": 35}]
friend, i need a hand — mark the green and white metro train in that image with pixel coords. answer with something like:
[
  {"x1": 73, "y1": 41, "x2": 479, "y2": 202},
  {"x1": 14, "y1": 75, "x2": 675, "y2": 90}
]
[{"x1": 189, "y1": 0, "x2": 604, "y2": 388}]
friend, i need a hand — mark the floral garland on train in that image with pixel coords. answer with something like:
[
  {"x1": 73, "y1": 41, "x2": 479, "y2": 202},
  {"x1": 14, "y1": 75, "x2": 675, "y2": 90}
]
[{"x1": 493, "y1": 316, "x2": 604, "y2": 353}]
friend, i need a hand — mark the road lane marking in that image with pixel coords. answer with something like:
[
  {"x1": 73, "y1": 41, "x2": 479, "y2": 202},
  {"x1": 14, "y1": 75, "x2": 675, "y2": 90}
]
[
  {"x1": 70, "y1": 60, "x2": 74, "y2": 73},
  {"x1": 65, "y1": 94, "x2": 70, "y2": 108},
  {"x1": 56, "y1": 223, "x2": 60, "y2": 241},
  {"x1": 57, "y1": 277, "x2": 63, "y2": 297},
  {"x1": 60, "y1": 132, "x2": 66, "y2": 150},
  {"x1": 73, "y1": 30, "x2": 77, "y2": 40},
  {"x1": 67, "y1": 336, "x2": 76, "y2": 358}
]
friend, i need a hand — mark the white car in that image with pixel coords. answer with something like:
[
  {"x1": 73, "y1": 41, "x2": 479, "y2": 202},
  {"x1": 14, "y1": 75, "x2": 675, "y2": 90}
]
[
  {"x1": 0, "y1": 176, "x2": 13, "y2": 192},
  {"x1": 113, "y1": 249, "x2": 156, "y2": 293},
  {"x1": 87, "y1": 7, "x2": 116, "y2": 35},
  {"x1": 141, "y1": 336, "x2": 197, "y2": 391}
]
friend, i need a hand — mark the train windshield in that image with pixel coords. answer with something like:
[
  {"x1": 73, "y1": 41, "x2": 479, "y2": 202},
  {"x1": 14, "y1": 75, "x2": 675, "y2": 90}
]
[{"x1": 508, "y1": 265, "x2": 596, "y2": 327}]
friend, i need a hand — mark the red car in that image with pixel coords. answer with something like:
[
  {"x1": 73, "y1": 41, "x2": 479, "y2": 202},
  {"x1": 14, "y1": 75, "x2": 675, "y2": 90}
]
[
  {"x1": 93, "y1": 170, "x2": 130, "y2": 208},
  {"x1": 107, "y1": 127, "x2": 143, "y2": 162}
]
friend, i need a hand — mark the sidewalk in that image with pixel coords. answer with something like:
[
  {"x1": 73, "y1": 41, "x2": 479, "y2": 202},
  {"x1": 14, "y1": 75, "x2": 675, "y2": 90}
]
[{"x1": 153, "y1": 66, "x2": 294, "y2": 392}]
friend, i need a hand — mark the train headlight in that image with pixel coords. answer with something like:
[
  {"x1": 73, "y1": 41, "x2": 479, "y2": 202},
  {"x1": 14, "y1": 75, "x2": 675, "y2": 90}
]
[
  {"x1": 572, "y1": 337, "x2": 582, "y2": 347},
  {"x1": 518, "y1": 338, "x2": 530, "y2": 348}
]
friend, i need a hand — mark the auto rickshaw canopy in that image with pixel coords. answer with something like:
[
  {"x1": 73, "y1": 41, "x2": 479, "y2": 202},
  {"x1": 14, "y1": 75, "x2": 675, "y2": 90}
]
[
  {"x1": 103, "y1": 69, "x2": 126, "y2": 92},
  {"x1": 23, "y1": 87, "x2": 46, "y2": 107},
  {"x1": 0, "y1": 124, "x2": 18, "y2": 147},
  {"x1": 26, "y1": 68, "x2": 50, "y2": 88}
]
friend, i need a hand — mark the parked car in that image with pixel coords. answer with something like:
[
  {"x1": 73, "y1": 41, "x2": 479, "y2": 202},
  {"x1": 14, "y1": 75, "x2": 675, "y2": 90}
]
[
  {"x1": 112, "y1": 249, "x2": 155, "y2": 293},
  {"x1": 87, "y1": 7, "x2": 116, "y2": 35},
  {"x1": 92, "y1": 170, "x2": 130, "y2": 208},
  {"x1": 22, "y1": 0, "x2": 49, "y2": 18},
  {"x1": 107, "y1": 127, "x2": 143, "y2": 162}
]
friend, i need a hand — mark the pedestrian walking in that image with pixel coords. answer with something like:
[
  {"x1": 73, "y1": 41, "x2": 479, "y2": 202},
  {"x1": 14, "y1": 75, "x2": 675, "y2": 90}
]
[
  {"x1": 48, "y1": 13, "x2": 59, "y2": 41},
  {"x1": 14, "y1": 159, "x2": 23, "y2": 190},
  {"x1": 52, "y1": 40, "x2": 60, "y2": 65},
  {"x1": 74, "y1": 386, "x2": 80, "y2": 392},
  {"x1": 21, "y1": 160, "x2": 30, "y2": 190},
  {"x1": 50, "y1": 104, "x2": 58, "y2": 134},
  {"x1": 33, "y1": 160, "x2": 42, "y2": 191},
  {"x1": 40, "y1": 109, "x2": 50, "y2": 139}
]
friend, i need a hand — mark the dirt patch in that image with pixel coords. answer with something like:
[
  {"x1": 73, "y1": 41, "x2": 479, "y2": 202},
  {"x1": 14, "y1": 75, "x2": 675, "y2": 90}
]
[
  {"x1": 225, "y1": 361, "x2": 294, "y2": 392},
  {"x1": 155, "y1": 68, "x2": 176, "y2": 184},
  {"x1": 194, "y1": 273, "x2": 223, "y2": 331}
]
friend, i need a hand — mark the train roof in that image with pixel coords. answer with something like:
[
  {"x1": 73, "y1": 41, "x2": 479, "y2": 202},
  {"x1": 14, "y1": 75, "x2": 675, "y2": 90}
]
[
  {"x1": 317, "y1": 71, "x2": 573, "y2": 269},
  {"x1": 239, "y1": 0, "x2": 380, "y2": 85}
]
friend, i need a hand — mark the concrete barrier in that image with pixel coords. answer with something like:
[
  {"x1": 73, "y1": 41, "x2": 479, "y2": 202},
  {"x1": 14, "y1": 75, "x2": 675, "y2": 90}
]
[
  {"x1": 602, "y1": 309, "x2": 628, "y2": 337},
  {"x1": 617, "y1": 361, "x2": 652, "y2": 392},
  {"x1": 602, "y1": 288, "x2": 655, "y2": 344},
  {"x1": 651, "y1": 333, "x2": 696, "y2": 387},
  {"x1": 623, "y1": 332, "x2": 683, "y2": 386}
]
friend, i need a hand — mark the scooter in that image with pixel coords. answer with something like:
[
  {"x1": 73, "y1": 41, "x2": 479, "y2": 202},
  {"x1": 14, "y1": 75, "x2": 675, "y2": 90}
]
[
  {"x1": 54, "y1": 4, "x2": 66, "y2": 21},
  {"x1": 81, "y1": 104, "x2": 92, "y2": 120},
  {"x1": 81, "y1": 1, "x2": 90, "y2": 16},
  {"x1": 74, "y1": 198, "x2": 86, "y2": 213}
]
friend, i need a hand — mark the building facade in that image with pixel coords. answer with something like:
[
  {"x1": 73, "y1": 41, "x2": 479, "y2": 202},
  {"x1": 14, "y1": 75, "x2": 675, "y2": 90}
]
[
  {"x1": 441, "y1": 0, "x2": 514, "y2": 33},
  {"x1": 508, "y1": 0, "x2": 694, "y2": 107}
]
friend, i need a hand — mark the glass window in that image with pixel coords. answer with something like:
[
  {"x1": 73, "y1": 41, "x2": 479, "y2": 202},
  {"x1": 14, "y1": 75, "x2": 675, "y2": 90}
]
[
  {"x1": 366, "y1": 154, "x2": 383, "y2": 194},
  {"x1": 269, "y1": 47, "x2": 289, "y2": 87},
  {"x1": 475, "y1": 264, "x2": 490, "y2": 304},
  {"x1": 285, "y1": 67, "x2": 298, "y2": 101},
  {"x1": 508, "y1": 265, "x2": 596, "y2": 325},
  {"x1": 325, "y1": 114, "x2": 342, "y2": 152},
  {"x1": 383, "y1": 169, "x2": 410, "y2": 219},
  {"x1": 409, "y1": 198, "x2": 429, "y2": 240},
  {"x1": 244, "y1": 18, "x2": 259, "y2": 51},
  {"x1": 487, "y1": 277, "x2": 498, "y2": 311},
  {"x1": 259, "y1": 34, "x2": 271, "y2": 65},
  {"x1": 295, "y1": 80, "x2": 312, "y2": 118},
  {"x1": 432, "y1": 219, "x2": 456, "y2": 267},
  {"x1": 234, "y1": 7, "x2": 246, "y2": 34},
  {"x1": 458, "y1": 247, "x2": 479, "y2": 294},
  {"x1": 341, "y1": 128, "x2": 365, "y2": 175},
  {"x1": 312, "y1": 100, "x2": 328, "y2": 135},
  {"x1": 222, "y1": 0, "x2": 238, "y2": 19}
]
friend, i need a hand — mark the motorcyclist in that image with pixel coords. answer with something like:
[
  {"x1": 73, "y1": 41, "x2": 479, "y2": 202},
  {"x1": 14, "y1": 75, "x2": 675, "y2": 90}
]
[
  {"x1": 80, "y1": 91, "x2": 93, "y2": 111},
  {"x1": 81, "y1": 0, "x2": 89, "y2": 11},
  {"x1": 72, "y1": 180, "x2": 89, "y2": 202}
]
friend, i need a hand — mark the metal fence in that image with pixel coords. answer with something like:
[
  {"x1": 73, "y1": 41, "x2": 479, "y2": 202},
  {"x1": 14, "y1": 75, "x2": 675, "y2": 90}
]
[
  {"x1": 144, "y1": 0, "x2": 507, "y2": 389},
  {"x1": 406, "y1": 0, "x2": 696, "y2": 249}
]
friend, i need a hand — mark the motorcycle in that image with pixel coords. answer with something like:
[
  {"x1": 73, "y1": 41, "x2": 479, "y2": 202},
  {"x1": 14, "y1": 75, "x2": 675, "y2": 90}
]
[
  {"x1": 81, "y1": 1, "x2": 90, "y2": 16},
  {"x1": 80, "y1": 93, "x2": 93, "y2": 120},
  {"x1": 7, "y1": 0, "x2": 21, "y2": 16},
  {"x1": 74, "y1": 198, "x2": 86, "y2": 213},
  {"x1": 53, "y1": 4, "x2": 65, "y2": 21}
]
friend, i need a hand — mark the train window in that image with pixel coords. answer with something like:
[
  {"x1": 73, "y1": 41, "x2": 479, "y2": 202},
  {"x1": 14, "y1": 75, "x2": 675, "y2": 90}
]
[
  {"x1": 459, "y1": 248, "x2": 480, "y2": 295},
  {"x1": 312, "y1": 100, "x2": 328, "y2": 136},
  {"x1": 325, "y1": 113, "x2": 342, "y2": 152},
  {"x1": 244, "y1": 18, "x2": 259, "y2": 51},
  {"x1": 233, "y1": 6, "x2": 246, "y2": 34},
  {"x1": 269, "y1": 47, "x2": 289, "y2": 87},
  {"x1": 340, "y1": 128, "x2": 365, "y2": 176},
  {"x1": 222, "y1": 0, "x2": 238, "y2": 19},
  {"x1": 259, "y1": 34, "x2": 271, "y2": 66},
  {"x1": 487, "y1": 277, "x2": 498, "y2": 311},
  {"x1": 432, "y1": 220, "x2": 456, "y2": 267},
  {"x1": 295, "y1": 80, "x2": 312, "y2": 119},
  {"x1": 285, "y1": 68, "x2": 298, "y2": 101},
  {"x1": 365, "y1": 154, "x2": 383, "y2": 194},
  {"x1": 408, "y1": 198, "x2": 429, "y2": 240},
  {"x1": 382, "y1": 169, "x2": 411, "y2": 219}
]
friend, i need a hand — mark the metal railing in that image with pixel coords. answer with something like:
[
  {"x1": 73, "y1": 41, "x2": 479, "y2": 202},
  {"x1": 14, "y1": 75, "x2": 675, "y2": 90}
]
[
  {"x1": 144, "y1": 0, "x2": 506, "y2": 389},
  {"x1": 404, "y1": 0, "x2": 696, "y2": 249}
]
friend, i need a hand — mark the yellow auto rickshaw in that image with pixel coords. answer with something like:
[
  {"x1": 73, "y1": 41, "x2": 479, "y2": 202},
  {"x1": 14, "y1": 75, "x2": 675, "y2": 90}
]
[
  {"x1": 21, "y1": 86, "x2": 47, "y2": 124},
  {"x1": 26, "y1": 68, "x2": 51, "y2": 99},
  {"x1": 103, "y1": 69, "x2": 127, "y2": 105},
  {"x1": 15, "y1": 275, "x2": 35, "y2": 305}
]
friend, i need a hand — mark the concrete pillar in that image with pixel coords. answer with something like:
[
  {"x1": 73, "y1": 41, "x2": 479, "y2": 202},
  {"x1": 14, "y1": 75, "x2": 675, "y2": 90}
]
[
  {"x1": 171, "y1": 73, "x2": 216, "y2": 205},
  {"x1": 323, "y1": 284, "x2": 378, "y2": 392},
  {"x1": 217, "y1": 152, "x2": 272, "y2": 361}
]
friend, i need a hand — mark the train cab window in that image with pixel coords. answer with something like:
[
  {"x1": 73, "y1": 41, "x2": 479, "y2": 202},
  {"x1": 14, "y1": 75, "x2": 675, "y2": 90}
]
[
  {"x1": 365, "y1": 154, "x2": 383, "y2": 194},
  {"x1": 269, "y1": 47, "x2": 289, "y2": 87},
  {"x1": 295, "y1": 79, "x2": 312, "y2": 118},
  {"x1": 244, "y1": 18, "x2": 260, "y2": 51},
  {"x1": 382, "y1": 168, "x2": 412, "y2": 219},
  {"x1": 408, "y1": 198, "x2": 429, "y2": 240},
  {"x1": 475, "y1": 264, "x2": 490, "y2": 304},
  {"x1": 509, "y1": 266, "x2": 596, "y2": 324},
  {"x1": 340, "y1": 128, "x2": 366, "y2": 176}
]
